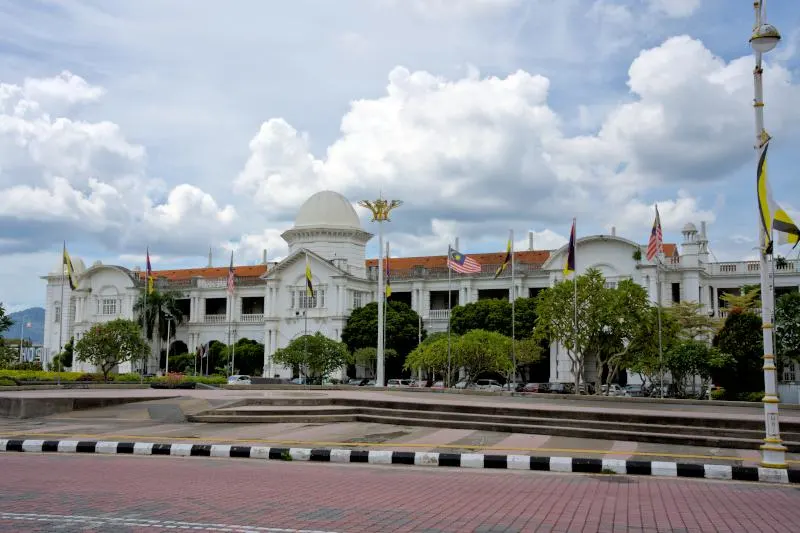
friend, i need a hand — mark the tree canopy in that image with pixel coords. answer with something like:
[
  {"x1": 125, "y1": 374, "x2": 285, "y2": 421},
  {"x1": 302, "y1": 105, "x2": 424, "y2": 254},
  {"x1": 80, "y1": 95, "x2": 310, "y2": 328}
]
[
  {"x1": 220, "y1": 338, "x2": 264, "y2": 376},
  {"x1": 404, "y1": 329, "x2": 537, "y2": 385},
  {"x1": 351, "y1": 346, "x2": 399, "y2": 378},
  {"x1": 712, "y1": 310, "x2": 764, "y2": 398},
  {"x1": 776, "y1": 292, "x2": 800, "y2": 365},
  {"x1": 74, "y1": 319, "x2": 149, "y2": 381},
  {"x1": 272, "y1": 332, "x2": 350, "y2": 383},
  {"x1": 0, "y1": 304, "x2": 14, "y2": 368},
  {"x1": 342, "y1": 301, "x2": 424, "y2": 356},
  {"x1": 450, "y1": 297, "x2": 537, "y2": 339},
  {"x1": 532, "y1": 269, "x2": 611, "y2": 391}
]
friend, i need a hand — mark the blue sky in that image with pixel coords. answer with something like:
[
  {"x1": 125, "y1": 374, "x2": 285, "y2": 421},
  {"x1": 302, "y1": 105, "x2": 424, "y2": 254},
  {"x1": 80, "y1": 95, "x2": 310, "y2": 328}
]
[{"x1": 0, "y1": 0, "x2": 799, "y2": 311}]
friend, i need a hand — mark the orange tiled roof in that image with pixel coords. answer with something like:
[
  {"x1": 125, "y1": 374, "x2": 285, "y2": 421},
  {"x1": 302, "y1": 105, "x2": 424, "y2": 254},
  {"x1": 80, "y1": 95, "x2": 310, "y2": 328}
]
[
  {"x1": 662, "y1": 243, "x2": 678, "y2": 257},
  {"x1": 365, "y1": 250, "x2": 550, "y2": 270},
  {"x1": 137, "y1": 264, "x2": 268, "y2": 281}
]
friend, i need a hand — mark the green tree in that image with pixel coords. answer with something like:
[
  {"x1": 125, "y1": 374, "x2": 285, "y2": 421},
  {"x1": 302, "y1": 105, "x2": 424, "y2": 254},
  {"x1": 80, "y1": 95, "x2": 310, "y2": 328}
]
[
  {"x1": 450, "y1": 297, "x2": 537, "y2": 339},
  {"x1": 0, "y1": 304, "x2": 16, "y2": 368},
  {"x1": 351, "y1": 346, "x2": 399, "y2": 378},
  {"x1": 0, "y1": 303, "x2": 12, "y2": 334},
  {"x1": 720, "y1": 286, "x2": 760, "y2": 314},
  {"x1": 665, "y1": 301, "x2": 720, "y2": 340},
  {"x1": 776, "y1": 292, "x2": 800, "y2": 366},
  {"x1": 74, "y1": 319, "x2": 149, "y2": 381},
  {"x1": 220, "y1": 338, "x2": 265, "y2": 376},
  {"x1": 133, "y1": 289, "x2": 185, "y2": 370},
  {"x1": 342, "y1": 301, "x2": 425, "y2": 357},
  {"x1": 627, "y1": 307, "x2": 680, "y2": 389},
  {"x1": 532, "y1": 269, "x2": 609, "y2": 392},
  {"x1": 404, "y1": 334, "x2": 455, "y2": 384},
  {"x1": 665, "y1": 340, "x2": 733, "y2": 398},
  {"x1": 454, "y1": 329, "x2": 513, "y2": 382},
  {"x1": 272, "y1": 332, "x2": 350, "y2": 384},
  {"x1": 713, "y1": 310, "x2": 764, "y2": 397},
  {"x1": 596, "y1": 279, "x2": 654, "y2": 391}
]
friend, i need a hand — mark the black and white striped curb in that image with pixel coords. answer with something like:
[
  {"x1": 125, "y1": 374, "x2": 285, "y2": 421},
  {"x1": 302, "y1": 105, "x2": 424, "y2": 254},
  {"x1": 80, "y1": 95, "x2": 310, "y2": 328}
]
[{"x1": 3, "y1": 438, "x2": 798, "y2": 484}]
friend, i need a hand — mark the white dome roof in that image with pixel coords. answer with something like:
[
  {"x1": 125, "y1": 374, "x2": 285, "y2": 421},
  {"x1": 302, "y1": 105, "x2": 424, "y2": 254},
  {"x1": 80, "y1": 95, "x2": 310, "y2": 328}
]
[
  {"x1": 294, "y1": 190, "x2": 362, "y2": 230},
  {"x1": 682, "y1": 222, "x2": 697, "y2": 233},
  {"x1": 49, "y1": 256, "x2": 86, "y2": 276}
]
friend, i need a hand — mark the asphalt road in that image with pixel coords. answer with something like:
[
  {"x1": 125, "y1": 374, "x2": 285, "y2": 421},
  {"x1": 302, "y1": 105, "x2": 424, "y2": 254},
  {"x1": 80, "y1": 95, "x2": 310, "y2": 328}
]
[{"x1": 1, "y1": 454, "x2": 799, "y2": 532}]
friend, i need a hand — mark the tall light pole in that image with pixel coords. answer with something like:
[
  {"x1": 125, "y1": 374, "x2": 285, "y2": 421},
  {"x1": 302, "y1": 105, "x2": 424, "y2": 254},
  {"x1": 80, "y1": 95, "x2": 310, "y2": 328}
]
[
  {"x1": 750, "y1": 0, "x2": 786, "y2": 469},
  {"x1": 358, "y1": 197, "x2": 402, "y2": 387}
]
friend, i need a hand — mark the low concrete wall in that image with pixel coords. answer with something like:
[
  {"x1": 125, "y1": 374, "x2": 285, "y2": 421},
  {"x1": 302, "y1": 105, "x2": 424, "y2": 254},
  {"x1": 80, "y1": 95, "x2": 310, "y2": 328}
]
[{"x1": 0, "y1": 395, "x2": 170, "y2": 419}]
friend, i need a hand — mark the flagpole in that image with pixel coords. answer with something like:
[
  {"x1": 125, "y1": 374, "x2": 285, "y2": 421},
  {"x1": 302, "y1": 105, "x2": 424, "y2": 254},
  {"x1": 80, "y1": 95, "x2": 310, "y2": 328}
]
[
  {"x1": 447, "y1": 244, "x2": 452, "y2": 388},
  {"x1": 573, "y1": 219, "x2": 578, "y2": 388},
  {"x1": 58, "y1": 241, "x2": 66, "y2": 386},
  {"x1": 510, "y1": 229, "x2": 516, "y2": 389},
  {"x1": 141, "y1": 247, "x2": 149, "y2": 382},
  {"x1": 384, "y1": 240, "x2": 390, "y2": 371},
  {"x1": 656, "y1": 254, "x2": 664, "y2": 399},
  {"x1": 751, "y1": 0, "x2": 786, "y2": 468}
]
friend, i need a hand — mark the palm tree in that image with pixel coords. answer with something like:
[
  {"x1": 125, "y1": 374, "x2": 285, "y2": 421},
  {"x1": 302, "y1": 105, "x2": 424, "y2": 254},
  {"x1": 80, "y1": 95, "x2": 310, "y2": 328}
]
[{"x1": 133, "y1": 289, "x2": 185, "y2": 372}]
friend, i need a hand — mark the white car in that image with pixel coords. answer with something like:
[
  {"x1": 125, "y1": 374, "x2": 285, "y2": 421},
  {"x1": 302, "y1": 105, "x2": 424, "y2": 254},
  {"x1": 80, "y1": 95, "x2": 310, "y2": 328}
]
[
  {"x1": 227, "y1": 374, "x2": 252, "y2": 385},
  {"x1": 474, "y1": 379, "x2": 503, "y2": 392}
]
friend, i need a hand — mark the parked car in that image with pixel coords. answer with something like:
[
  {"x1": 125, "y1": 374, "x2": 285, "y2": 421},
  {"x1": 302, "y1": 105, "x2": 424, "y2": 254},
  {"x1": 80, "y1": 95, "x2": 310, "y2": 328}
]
[
  {"x1": 624, "y1": 384, "x2": 646, "y2": 397},
  {"x1": 548, "y1": 383, "x2": 569, "y2": 394},
  {"x1": 474, "y1": 379, "x2": 503, "y2": 392},
  {"x1": 387, "y1": 379, "x2": 413, "y2": 388},
  {"x1": 431, "y1": 381, "x2": 445, "y2": 389},
  {"x1": 347, "y1": 378, "x2": 369, "y2": 386},
  {"x1": 227, "y1": 375, "x2": 251, "y2": 385},
  {"x1": 522, "y1": 382, "x2": 550, "y2": 394},
  {"x1": 601, "y1": 384, "x2": 628, "y2": 397}
]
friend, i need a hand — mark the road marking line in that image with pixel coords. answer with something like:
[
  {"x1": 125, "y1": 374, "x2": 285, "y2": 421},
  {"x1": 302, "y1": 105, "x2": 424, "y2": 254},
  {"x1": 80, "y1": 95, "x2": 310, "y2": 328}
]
[
  {"x1": 0, "y1": 430, "x2": 794, "y2": 464},
  {"x1": 0, "y1": 512, "x2": 340, "y2": 533}
]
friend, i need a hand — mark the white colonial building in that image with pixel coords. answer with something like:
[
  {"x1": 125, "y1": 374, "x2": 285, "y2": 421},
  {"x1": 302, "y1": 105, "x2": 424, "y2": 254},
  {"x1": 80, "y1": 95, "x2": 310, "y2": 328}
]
[{"x1": 42, "y1": 191, "x2": 800, "y2": 384}]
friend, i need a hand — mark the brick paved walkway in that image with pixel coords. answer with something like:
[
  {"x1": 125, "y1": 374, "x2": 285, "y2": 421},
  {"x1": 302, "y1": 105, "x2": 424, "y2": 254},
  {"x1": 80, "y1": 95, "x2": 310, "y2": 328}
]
[{"x1": 1, "y1": 454, "x2": 798, "y2": 532}]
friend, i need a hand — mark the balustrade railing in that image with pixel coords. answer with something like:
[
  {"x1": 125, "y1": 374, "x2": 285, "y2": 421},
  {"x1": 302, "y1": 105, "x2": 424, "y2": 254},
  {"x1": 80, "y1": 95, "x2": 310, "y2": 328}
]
[{"x1": 427, "y1": 309, "x2": 450, "y2": 320}]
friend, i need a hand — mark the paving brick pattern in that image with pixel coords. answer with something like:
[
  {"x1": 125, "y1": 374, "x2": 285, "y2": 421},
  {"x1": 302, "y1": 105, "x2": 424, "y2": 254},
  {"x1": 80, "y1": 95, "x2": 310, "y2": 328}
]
[{"x1": 1, "y1": 453, "x2": 799, "y2": 532}]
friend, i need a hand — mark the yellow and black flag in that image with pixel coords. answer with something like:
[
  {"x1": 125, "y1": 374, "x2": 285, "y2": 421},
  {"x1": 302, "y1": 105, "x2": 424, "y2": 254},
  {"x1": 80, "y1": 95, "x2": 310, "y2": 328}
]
[
  {"x1": 563, "y1": 219, "x2": 576, "y2": 277},
  {"x1": 494, "y1": 230, "x2": 513, "y2": 279},
  {"x1": 305, "y1": 254, "x2": 314, "y2": 297},
  {"x1": 62, "y1": 242, "x2": 77, "y2": 290},
  {"x1": 757, "y1": 139, "x2": 800, "y2": 253}
]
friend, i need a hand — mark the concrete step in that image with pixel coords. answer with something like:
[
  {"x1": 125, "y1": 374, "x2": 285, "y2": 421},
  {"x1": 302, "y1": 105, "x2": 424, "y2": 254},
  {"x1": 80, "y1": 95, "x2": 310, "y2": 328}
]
[
  {"x1": 207, "y1": 398, "x2": 800, "y2": 434},
  {"x1": 187, "y1": 411, "x2": 800, "y2": 452},
  {"x1": 202, "y1": 405, "x2": 798, "y2": 441}
]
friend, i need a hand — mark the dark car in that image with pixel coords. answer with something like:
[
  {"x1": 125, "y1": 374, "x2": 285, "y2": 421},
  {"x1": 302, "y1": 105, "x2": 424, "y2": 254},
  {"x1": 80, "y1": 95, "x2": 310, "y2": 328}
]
[
  {"x1": 548, "y1": 383, "x2": 569, "y2": 394},
  {"x1": 521, "y1": 382, "x2": 550, "y2": 394}
]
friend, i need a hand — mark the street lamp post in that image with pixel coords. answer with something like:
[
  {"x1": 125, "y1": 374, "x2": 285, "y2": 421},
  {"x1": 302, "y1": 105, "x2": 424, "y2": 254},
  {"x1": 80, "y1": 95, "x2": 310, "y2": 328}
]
[
  {"x1": 358, "y1": 197, "x2": 402, "y2": 387},
  {"x1": 165, "y1": 314, "x2": 173, "y2": 375},
  {"x1": 750, "y1": 0, "x2": 786, "y2": 469}
]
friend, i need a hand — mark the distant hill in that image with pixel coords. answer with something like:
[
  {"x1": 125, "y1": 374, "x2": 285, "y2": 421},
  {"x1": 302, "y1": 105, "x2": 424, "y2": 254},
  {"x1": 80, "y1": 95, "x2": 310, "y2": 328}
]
[{"x1": 2, "y1": 307, "x2": 45, "y2": 344}]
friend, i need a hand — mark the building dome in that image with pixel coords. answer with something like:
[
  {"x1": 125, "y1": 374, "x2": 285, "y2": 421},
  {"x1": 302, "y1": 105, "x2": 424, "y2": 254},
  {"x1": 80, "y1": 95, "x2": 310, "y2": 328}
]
[
  {"x1": 294, "y1": 190, "x2": 362, "y2": 230},
  {"x1": 49, "y1": 256, "x2": 86, "y2": 276},
  {"x1": 682, "y1": 222, "x2": 697, "y2": 233}
]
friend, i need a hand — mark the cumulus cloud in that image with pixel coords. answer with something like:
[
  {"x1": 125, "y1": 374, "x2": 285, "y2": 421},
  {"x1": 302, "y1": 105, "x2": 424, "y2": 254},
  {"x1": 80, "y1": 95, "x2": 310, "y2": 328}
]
[
  {"x1": 0, "y1": 72, "x2": 237, "y2": 255},
  {"x1": 647, "y1": 0, "x2": 701, "y2": 18},
  {"x1": 236, "y1": 36, "x2": 793, "y2": 244}
]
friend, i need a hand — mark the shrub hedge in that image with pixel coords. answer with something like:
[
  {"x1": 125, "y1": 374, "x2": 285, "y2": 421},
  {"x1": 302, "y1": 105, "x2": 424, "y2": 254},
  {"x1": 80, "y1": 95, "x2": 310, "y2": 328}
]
[{"x1": 0, "y1": 370, "x2": 226, "y2": 386}]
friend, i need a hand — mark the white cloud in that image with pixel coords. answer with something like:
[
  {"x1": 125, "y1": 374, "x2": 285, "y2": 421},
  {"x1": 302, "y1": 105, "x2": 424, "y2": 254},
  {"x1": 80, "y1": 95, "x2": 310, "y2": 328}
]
[
  {"x1": 647, "y1": 0, "x2": 701, "y2": 18},
  {"x1": 0, "y1": 72, "x2": 237, "y2": 254}
]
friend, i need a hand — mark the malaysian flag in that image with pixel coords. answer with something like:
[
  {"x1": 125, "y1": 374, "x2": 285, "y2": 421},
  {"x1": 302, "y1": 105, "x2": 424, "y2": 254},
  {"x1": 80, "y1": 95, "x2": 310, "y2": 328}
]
[
  {"x1": 227, "y1": 251, "x2": 235, "y2": 295},
  {"x1": 145, "y1": 247, "x2": 154, "y2": 293},
  {"x1": 646, "y1": 205, "x2": 663, "y2": 262},
  {"x1": 447, "y1": 247, "x2": 481, "y2": 274}
]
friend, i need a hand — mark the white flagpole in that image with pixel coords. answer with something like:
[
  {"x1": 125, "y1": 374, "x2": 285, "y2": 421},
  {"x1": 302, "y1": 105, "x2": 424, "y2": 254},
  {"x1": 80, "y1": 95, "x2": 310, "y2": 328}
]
[
  {"x1": 58, "y1": 241, "x2": 66, "y2": 385},
  {"x1": 572, "y1": 219, "x2": 578, "y2": 387},
  {"x1": 510, "y1": 229, "x2": 516, "y2": 389},
  {"x1": 384, "y1": 240, "x2": 390, "y2": 371},
  {"x1": 447, "y1": 244, "x2": 452, "y2": 387}
]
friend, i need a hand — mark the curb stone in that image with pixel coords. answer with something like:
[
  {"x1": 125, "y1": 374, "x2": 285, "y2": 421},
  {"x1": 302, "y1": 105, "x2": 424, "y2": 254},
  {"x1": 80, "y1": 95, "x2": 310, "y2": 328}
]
[{"x1": 2, "y1": 438, "x2": 798, "y2": 484}]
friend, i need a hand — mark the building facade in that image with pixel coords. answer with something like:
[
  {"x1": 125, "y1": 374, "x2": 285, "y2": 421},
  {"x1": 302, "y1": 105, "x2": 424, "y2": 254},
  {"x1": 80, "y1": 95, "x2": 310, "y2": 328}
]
[{"x1": 42, "y1": 190, "x2": 800, "y2": 382}]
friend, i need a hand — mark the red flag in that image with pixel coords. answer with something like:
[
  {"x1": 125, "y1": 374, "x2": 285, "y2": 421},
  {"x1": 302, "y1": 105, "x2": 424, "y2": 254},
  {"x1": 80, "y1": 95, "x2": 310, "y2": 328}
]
[
  {"x1": 646, "y1": 205, "x2": 663, "y2": 262},
  {"x1": 227, "y1": 251, "x2": 235, "y2": 295}
]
